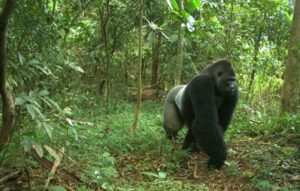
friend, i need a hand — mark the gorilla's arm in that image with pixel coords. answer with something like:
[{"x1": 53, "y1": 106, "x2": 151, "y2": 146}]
[
  {"x1": 187, "y1": 76, "x2": 227, "y2": 169},
  {"x1": 218, "y1": 91, "x2": 238, "y2": 132}
]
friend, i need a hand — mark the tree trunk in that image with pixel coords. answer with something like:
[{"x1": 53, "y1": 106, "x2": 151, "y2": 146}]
[
  {"x1": 280, "y1": 1, "x2": 300, "y2": 114},
  {"x1": 131, "y1": 0, "x2": 144, "y2": 133},
  {"x1": 224, "y1": 0, "x2": 234, "y2": 57},
  {"x1": 151, "y1": 32, "x2": 161, "y2": 88},
  {"x1": 174, "y1": 0, "x2": 184, "y2": 86},
  {"x1": 247, "y1": 25, "x2": 264, "y2": 101},
  {"x1": 99, "y1": 0, "x2": 110, "y2": 111},
  {"x1": 0, "y1": 0, "x2": 16, "y2": 152}
]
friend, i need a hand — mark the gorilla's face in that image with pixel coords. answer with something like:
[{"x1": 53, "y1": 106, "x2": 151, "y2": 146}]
[{"x1": 214, "y1": 66, "x2": 237, "y2": 97}]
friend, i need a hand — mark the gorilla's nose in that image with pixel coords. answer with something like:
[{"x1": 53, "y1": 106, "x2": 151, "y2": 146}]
[
  {"x1": 227, "y1": 82, "x2": 236, "y2": 94},
  {"x1": 229, "y1": 84, "x2": 235, "y2": 91}
]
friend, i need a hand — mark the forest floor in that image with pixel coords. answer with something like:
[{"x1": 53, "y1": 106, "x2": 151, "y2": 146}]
[{"x1": 0, "y1": 101, "x2": 299, "y2": 191}]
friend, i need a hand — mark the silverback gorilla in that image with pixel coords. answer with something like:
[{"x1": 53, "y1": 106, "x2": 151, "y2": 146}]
[{"x1": 163, "y1": 59, "x2": 238, "y2": 169}]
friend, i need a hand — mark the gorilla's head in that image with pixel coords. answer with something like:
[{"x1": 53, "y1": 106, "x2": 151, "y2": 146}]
[{"x1": 206, "y1": 60, "x2": 237, "y2": 97}]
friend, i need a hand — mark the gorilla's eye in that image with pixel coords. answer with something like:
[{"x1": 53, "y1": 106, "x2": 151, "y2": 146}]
[{"x1": 217, "y1": 71, "x2": 223, "y2": 77}]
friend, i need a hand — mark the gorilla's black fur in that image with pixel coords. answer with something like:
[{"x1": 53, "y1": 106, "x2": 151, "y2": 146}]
[{"x1": 163, "y1": 59, "x2": 238, "y2": 169}]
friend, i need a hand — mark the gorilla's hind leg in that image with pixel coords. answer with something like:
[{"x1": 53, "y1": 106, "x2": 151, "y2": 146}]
[{"x1": 163, "y1": 101, "x2": 184, "y2": 139}]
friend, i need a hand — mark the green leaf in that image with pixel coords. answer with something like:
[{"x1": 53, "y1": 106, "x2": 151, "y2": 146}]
[
  {"x1": 166, "y1": 0, "x2": 179, "y2": 11},
  {"x1": 44, "y1": 145, "x2": 59, "y2": 159},
  {"x1": 39, "y1": 90, "x2": 49, "y2": 96},
  {"x1": 184, "y1": 0, "x2": 201, "y2": 13},
  {"x1": 147, "y1": 31, "x2": 156, "y2": 43},
  {"x1": 103, "y1": 151, "x2": 111, "y2": 158},
  {"x1": 18, "y1": 52, "x2": 26, "y2": 65},
  {"x1": 48, "y1": 186, "x2": 66, "y2": 191},
  {"x1": 169, "y1": 34, "x2": 178, "y2": 43},
  {"x1": 40, "y1": 97, "x2": 52, "y2": 108},
  {"x1": 182, "y1": 11, "x2": 191, "y2": 21},
  {"x1": 101, "y1": 182, "x2": 114, "y2": 191},
  {"x1": 15, "y1": 97, "x2": 25, "y2": 106},
  {"x1": 70, "y1": 126, "x2": 78, "y2": 141},
  {"x1": 40, "y1": 97, "x2": 61, "y2": 112},
  {"x1": 33, "y1": 144, "x2": 44, "y2": 158},
  {"x1": 74, "y1": 66, "x2": 85, "y2": 73},
  {"x1": 42, "y1": 122, "x2": 53, "y2": 138},
  {"x1": 281, "y1": 146, "x2": 297, "y2": 154},
  {"x1": 142, "y1": 172, "x2": 158, "y2": 178},
  {"x1": 186, "y1": 0, "x2": 201, "y2": 12},
  {"x1": 26, "y1": 104, "x2": 45, "y2": 119},
  {"x1": 63, "y1": 107, "x2": 73, "y2": 115},
  {"x1": 192, "y1": 0, "x2": 201, "y2": 9},
  {"x1": 22, "y1": 139, "x2": 32, "y2": 152},
  {"x1": 243, "y1": 169, "x2": 255, "y2": 178},
  {"x1": 26, "y1": 104, "x2": 36, "y2": 119},
  {"x1": 34, "y1": 65, "x2": 52, "y2": 75},
  {"x1": 24, "y1": 95, "x2": 40, "y2": 107},
  {"x1": 65, "y1": 61, "x2": 85, "y2": 73},
  {"x1": 158, "y1": 171, "x2": 167, "y2": 179}
]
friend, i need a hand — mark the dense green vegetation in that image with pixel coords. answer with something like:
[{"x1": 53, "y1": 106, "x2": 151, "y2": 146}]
[
  {"x1": 3, "y1": 100, "x2": 299, "y2": 190},
  {"x1": 0, "y1": 0, "x2": 299, "y2": 190}
]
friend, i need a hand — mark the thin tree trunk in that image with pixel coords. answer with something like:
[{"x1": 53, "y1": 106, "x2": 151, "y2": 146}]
[
  {"x1": 174, "y1": 0, "x2": 184, "y2": 86},
  {"x1": 100, "y1": 0, "x2": 110, "y2": 111},
  {"x1": 280, "y1": 1, "x2": 300, "y2": 114},
  {"x1": 247, "y1": 27, "x2": 263, "y2": 101},
  {"x1": 131, "y1": 0, "x2": 144, "y2": 133},
  {"x1": 151, "y1": 32, "x2": 161, "y2": 88},
  {"x1": 0, "y1": 0, "x2": 16, "y2": 152},
  {"x1": 225, "y1": 0, "x2": 234, "y2": 57}
]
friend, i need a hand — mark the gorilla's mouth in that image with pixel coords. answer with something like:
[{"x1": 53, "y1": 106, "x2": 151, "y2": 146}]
[
  {"x1": 228, "y1": 89, "x2": 235, "y2": 96},
  {"x1": 224, "y1": 89, "x2": 235, "y2": 97}
]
